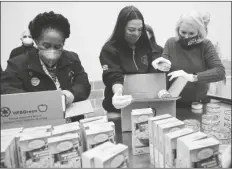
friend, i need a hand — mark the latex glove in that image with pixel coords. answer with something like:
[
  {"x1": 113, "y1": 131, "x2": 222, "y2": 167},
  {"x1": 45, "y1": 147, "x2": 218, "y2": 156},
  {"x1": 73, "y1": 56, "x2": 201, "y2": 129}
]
[
  {"x1": 112, "y1": 91, "x2": 132, "y2": 109},
  {"x1": 168, "y1": 70, "x2": 195, "y2": 82},
  {"x1": 152, "y1": 57, "x2": 171, "y2": 71},
  {"x1": 221, "y1": 145, "x2": 231, "y2": 168},
  {"x1": 62, "y1": 90, "x2": 75, "y2": 105}
]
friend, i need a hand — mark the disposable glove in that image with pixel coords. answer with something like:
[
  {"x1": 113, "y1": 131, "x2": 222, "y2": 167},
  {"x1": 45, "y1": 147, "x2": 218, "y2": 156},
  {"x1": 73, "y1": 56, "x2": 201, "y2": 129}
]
[
  {"x1": 168, "y1": 70, "x2": 195, "y2": 82},
  {"x1": 112, "y1": 90, "x2": 132, "y2": 109}
]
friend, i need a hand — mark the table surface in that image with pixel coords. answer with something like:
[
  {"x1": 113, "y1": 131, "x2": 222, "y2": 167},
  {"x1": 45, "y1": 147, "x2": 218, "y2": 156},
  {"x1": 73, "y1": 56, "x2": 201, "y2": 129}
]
[{"x1": 107, "y1": 106, "x2": 230, "y2": 168}]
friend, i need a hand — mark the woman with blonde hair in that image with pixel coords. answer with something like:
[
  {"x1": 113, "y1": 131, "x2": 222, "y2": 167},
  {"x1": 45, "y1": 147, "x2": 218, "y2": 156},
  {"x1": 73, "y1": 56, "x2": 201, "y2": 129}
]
[{"x1": 155, "y1": 11, "x2": 225, "y2": 107}]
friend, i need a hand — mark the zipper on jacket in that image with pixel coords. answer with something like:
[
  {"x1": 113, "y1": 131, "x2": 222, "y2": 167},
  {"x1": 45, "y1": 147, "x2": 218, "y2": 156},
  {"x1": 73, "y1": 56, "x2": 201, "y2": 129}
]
[{"x1": 132, "y1": 50, "x2": 139, "y2": 71}]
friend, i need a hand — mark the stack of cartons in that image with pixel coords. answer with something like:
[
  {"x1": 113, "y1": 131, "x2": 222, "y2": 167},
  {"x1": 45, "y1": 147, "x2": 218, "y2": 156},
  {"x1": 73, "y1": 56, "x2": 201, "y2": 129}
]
[
  {"x1": 164, "y1": 128, "x2": 194, "y2": 168},
  {"x1": 48, "y1": 133, "x2": 82, "y2": 168},
  {"x1": 131, "y1": 108, "x2": 153, "y2": 155},
  {"x1": 153, "y1": 117, "x2": 179, "y2": 167},
  {"x1": 148, "y1": 114, "x2": 172, "y2": 165},
  {"x1": 158, "y1": 120, "x2": 185, "y2": 167}
]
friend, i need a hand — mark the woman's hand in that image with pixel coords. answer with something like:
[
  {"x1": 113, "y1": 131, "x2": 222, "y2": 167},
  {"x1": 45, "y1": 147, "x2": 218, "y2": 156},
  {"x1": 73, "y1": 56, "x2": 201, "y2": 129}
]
[
  {"x1": 112, "y1": 90, "x2": 132, "y2": 109},
  {"x1": 168, "y1": 70, "x2": 196, "y2": 82},
  {"x1": 152, "y1": 57, "x2": 171, "y2": 72},
  {"x1": 62, "y1": 90, "x2": 74, "y2": 105}
]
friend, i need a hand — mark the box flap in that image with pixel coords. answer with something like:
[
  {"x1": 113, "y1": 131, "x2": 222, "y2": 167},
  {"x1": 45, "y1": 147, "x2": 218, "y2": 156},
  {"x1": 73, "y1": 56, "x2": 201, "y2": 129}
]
[
  {"x1": 65, "y1": 100, "x2": 94, "y2": 118},
  {"x1": 123, "y1": 73, "x2": 166, "y2": 99},
  {"x1": 132, "y1": 97, "x2": 180, "y2": 103}
]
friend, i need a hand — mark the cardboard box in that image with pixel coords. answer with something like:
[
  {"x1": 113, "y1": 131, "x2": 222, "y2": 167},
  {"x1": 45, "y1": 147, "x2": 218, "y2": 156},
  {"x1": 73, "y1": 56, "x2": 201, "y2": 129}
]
[
  {"x1": 19, "y1": 131, "x2": 51, "y2": 168},
  {"x1": 1, "y1": 127, "x2": 24, "y2": 168},
  {"x1": 177, "y1": 137, "x2": 221, "y2": 168},
  {"x1": 121, "y1": 73, "x2": 179, "y2": 132},
  {"x1": 48, "y1": 133, "x2": 82, "y2": 168},
  {"x1": 81, "y1": 141, "x2": 115, "y2": 168},
  {"x1": 164, "y1": 128, "x2": 194, "y2": 168},
  {"x1": 153, "y1": 117, "x2": 179, "y2": 167},
  {"x1": 158, "y1": 120, "x2": 185, "y2": 167},
  {"x1": 168, "y1": 77, "x2": 188, "y2": 97},
  {"x1": 94, "y1": 143, "x2": 129, "y2": 168},
  {"x1": 148, "y1": 114, "x2": 172, "y2": 166},
  {"x1": 85, "y1": 126, "x2": 115, "y2": 150},
  {"x1": 176, "y1": 131, "x2": 208, "y2": 167},
  {"x1": 65, "y1": 100, "x2": 94, "y2": 121},
  {"x1": 1, "y1": 91, "x2": 65, "y2": 129},
  {"x1": 1, "y1": 136, "x2": 15, "y2": 168},
  {"x1": 131, "y1": 108, "x2": 153, "y2": 155}
]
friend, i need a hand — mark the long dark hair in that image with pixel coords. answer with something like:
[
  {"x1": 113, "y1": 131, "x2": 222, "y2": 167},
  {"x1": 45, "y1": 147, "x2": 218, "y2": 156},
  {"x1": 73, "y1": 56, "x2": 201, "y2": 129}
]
[
  {"x1": 107, "y1": 6, "x2": 150, "y2": 49},
  {"x1": 145, "y1": 24, "x2": 163, "y2": 53}
]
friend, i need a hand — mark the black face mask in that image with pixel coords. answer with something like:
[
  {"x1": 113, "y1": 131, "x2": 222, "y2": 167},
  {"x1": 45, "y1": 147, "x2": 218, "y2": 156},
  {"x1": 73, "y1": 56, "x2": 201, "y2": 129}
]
[{"x1": 178, "y1": 34, "x2": 199, "y2": 47}]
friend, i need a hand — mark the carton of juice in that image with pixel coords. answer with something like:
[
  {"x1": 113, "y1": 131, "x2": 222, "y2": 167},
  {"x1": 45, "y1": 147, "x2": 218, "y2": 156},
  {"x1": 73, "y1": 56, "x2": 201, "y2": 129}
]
[
  {"x1": 48, "y1": 133, "x2": 82, "y2": 168},
  {"x1": 153, "y1": 117, "x2": 179, "y2": 167},
  {"x1": 19, "y1": 132, "x2": 51, "y2": 168},
  {"x1": 176, "y1": 131, "x2": 208, "y2": 167},
  {"x1": 1, "y1": 136, "x2": 15, "y2": 168},
  {"x1": 148, "y1": 114, "x2": 172, "y2": 166},
  {"x1": 94, "y1": 143, "x2": 129, "y2": 168},
  {"x1": 131, "y1": 108, "x2": 153, "y2": 155},
  {"x1": 164, "y1": 128, "x2": 194, "y2": 168},
  {"x1": 158, "y1": 120, "x2": 185, "y2": 167},
  {"x1": 81, "y1": 141, "x2": 115, "y2": 168},
  {"x1": 177, "y1": 137, "x2": 221, "y2": 168}
]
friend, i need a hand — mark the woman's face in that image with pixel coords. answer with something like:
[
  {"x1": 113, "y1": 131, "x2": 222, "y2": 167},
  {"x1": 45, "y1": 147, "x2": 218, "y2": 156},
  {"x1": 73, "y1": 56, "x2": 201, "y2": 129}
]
[
  {"x1": 179, "y1": 22, "x2": 198, "y2": 38},
  {"x1": 124, "y1": 19, "x2": 143, "y2": 45},
  {"x1": 36, "y1": 29, "x2": 64, "y2": 67}
]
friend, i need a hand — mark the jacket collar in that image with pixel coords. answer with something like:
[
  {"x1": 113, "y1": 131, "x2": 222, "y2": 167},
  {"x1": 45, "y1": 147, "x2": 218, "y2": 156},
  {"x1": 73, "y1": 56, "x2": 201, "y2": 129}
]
[{"x1": 26, "y1": 49, "x2": 72, "y2": 74}]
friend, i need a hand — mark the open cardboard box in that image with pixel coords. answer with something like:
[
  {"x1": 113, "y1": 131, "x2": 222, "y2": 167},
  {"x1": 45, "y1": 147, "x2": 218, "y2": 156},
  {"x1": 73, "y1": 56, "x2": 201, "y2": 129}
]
[{"x1": 121, "y1": 73, "x2": 180, "y2": 132}]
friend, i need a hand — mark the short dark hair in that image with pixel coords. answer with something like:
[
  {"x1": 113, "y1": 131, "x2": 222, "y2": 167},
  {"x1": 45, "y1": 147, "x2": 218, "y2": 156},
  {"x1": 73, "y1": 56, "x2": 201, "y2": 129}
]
[
  {"x1": 107, "y1": 6, "x2": 150, "y2": 48},
  {"x1": 28, "y1": 11, "x2": 70, "y2": 40}
]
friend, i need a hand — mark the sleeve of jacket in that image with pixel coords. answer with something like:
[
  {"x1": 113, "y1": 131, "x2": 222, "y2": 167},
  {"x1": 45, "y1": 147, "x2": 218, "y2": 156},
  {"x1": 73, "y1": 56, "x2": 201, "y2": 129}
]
[
  {"x1": 99, "y1": 45, "x2": 124, "y2": 87},
  {"x1": 197, "y1": 40, "x2": 226, "y2": 83},
  {"x1": 68, "y1": 52, "x2": 91, "y2": 102},
  {"x1": 1, "y1": 59, "x2": 26, "y2": 94}
]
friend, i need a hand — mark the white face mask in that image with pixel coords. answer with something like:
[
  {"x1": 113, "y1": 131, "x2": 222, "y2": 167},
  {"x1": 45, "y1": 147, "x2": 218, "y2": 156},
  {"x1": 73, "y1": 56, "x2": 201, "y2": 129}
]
[{"x1": 22, "y1": 37, "x2": 33, "y2": 46}]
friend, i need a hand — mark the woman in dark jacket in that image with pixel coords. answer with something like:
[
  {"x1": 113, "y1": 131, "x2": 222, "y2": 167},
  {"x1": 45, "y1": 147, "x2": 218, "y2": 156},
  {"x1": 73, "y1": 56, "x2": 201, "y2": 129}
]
[
  {"x1": 1, "y1": 11, "x2": 91, "y2": 105},
  {"x1": 99, "y1": 6, "x2": 164, "y2": 113}
]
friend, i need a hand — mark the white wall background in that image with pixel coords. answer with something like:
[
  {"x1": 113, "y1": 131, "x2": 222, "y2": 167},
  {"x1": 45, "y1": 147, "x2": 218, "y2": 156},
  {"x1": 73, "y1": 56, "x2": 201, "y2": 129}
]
[{"x1": 1, "y1": 2, "x2": 231, "y2": 81}]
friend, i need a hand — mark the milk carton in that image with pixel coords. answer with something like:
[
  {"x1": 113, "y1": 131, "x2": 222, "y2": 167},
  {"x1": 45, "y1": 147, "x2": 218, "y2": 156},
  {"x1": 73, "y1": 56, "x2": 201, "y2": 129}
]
[
  {"x1": 1, "y1": 136, "x2": 15, "y2": 168},
  {"x1": 164, "y1": 128, "x2": 194, "y2": 168},
  {"x1": 177, "y1": 137, "x2": 221, "y2": 168},
  {"x1": 80, "y1": 116, "x2": 108, "y2": 151},
  {"x1": 48, "y1": 133, "x2": 82, "y2": 168},
  {"x1": 81, "y1": 141, "x2": 115, "y2": 168},
  {"x1": 153, "y1": 117, "x2": 179, "y2": 167},
  {"x1": 94, "y1": 143, "x2": 129, "y2": 168},
  {"x1": 148, "y1": 114, "x2": 172, "y2": 166},
  {"x1": 176, "y1": 131, "x2": 208, "y2": 167},
  {"x1": 86, "y1": 126, "x2": 115, "y2": 150},
  {"x1": 19, "y1": 132, "x2": 51, "y2": 168},
  {"x1": 158, "y1": 120, "x2": 185, "y2": 167},
  {"x1": 1, "y1": 127, "x2": 23, "y2": 168},
  {"x1": 131, "y1": 108, "x2": 153, "y2": 155},
  {"x1": 23, "y1": 125, "x2": 52, "y2": 133}
]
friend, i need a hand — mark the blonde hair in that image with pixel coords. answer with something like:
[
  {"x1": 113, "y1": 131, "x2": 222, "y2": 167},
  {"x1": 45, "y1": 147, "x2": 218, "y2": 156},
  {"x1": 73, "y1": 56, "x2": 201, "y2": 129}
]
[{"x1": 175, "y1": 11, "x2": 211, "y2": 41}]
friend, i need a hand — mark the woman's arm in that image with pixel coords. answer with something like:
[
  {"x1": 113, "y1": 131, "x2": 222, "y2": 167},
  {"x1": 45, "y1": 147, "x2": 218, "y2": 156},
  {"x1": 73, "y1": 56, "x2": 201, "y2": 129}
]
[{"x1": 196, "y1": 40, "x2": 225, "y2": 83}]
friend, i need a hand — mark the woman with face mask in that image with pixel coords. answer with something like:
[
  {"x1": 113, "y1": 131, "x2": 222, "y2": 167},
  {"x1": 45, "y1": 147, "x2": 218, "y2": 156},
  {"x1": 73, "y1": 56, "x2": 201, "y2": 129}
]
[
  {"x1": 155, "y1": 11, "x2": 225, "y2": 108},
  {"x1": 9, "y1": 30, "x2": 36, "y2": 59},
  {"x1": 99, "y1": 6, "x2": 165, "y2": 113},
  {"x1": 1, "y1": 11, "x2": 91, "y2": 107}
]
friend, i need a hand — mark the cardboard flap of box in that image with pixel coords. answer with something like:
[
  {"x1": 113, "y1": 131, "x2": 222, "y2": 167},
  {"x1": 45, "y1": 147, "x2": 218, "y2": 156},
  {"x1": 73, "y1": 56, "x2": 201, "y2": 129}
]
[
  {"x1": 123, "y1": 73, "x2": 166, "y2": 99},
  {"x1": 132, "y1": 97, "x2": 180, "y2": 103},
  {"x1": 65, "y1": 100, "x2": 94, "y2": 118}
]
